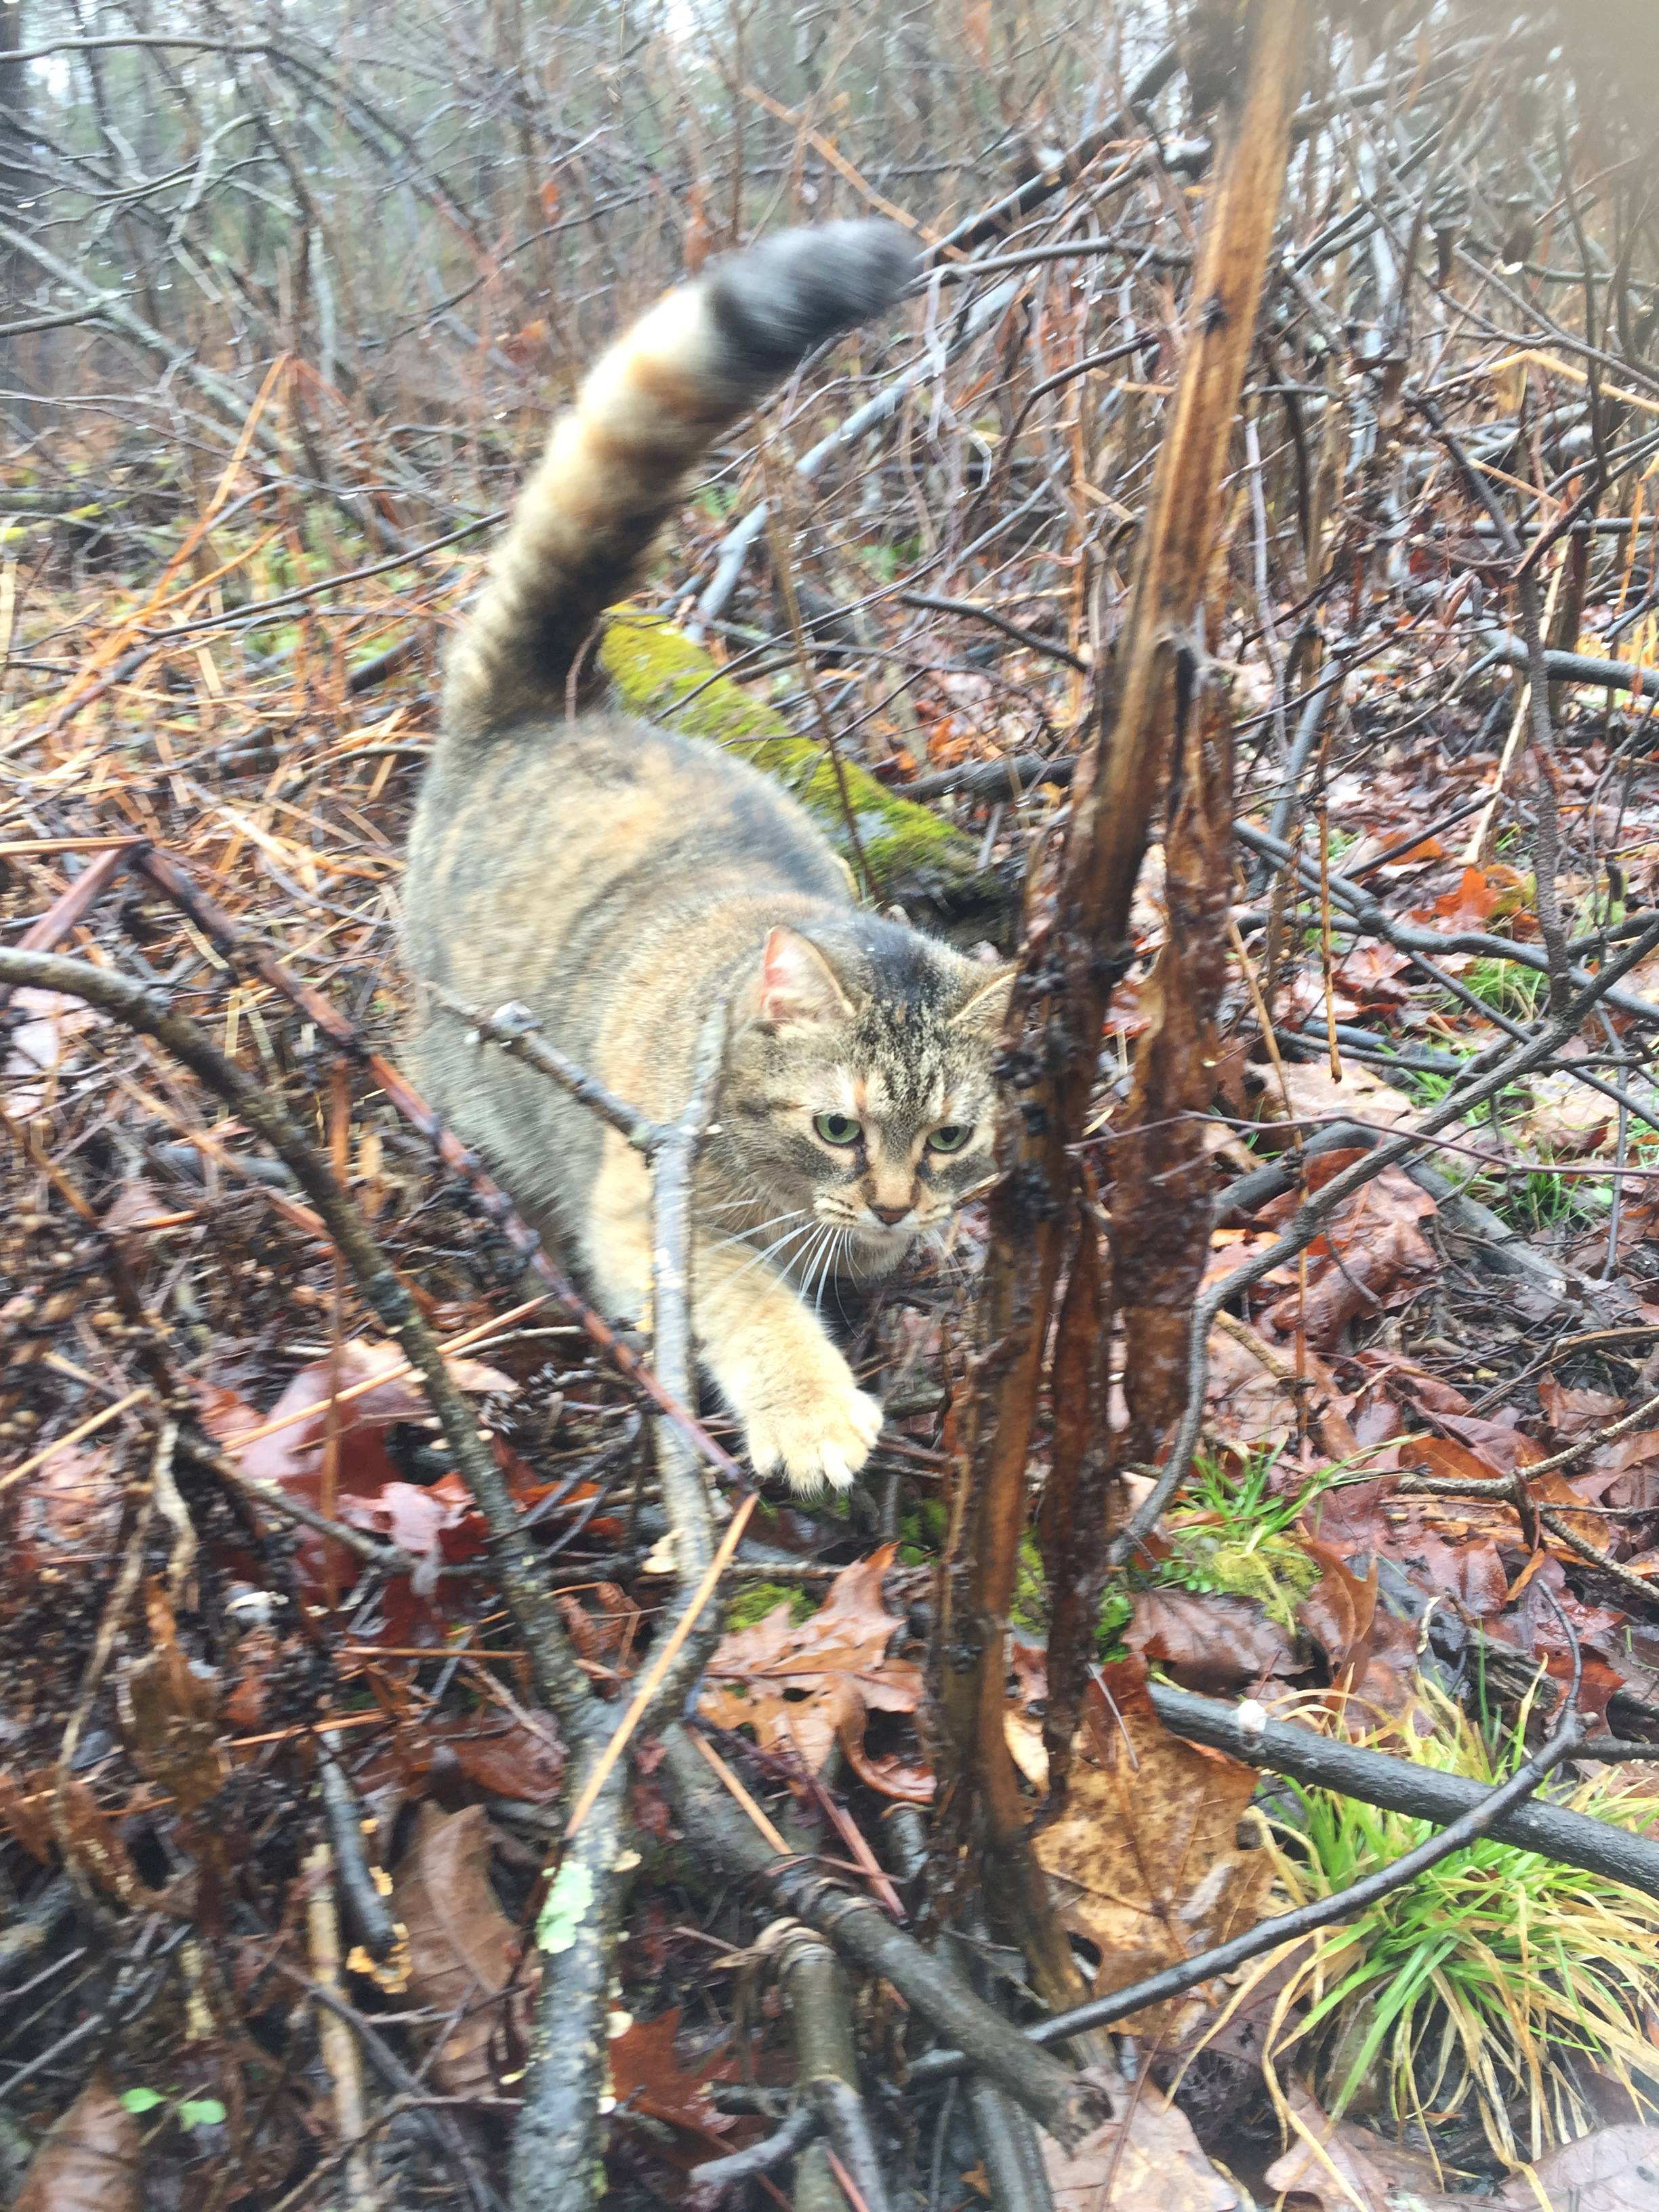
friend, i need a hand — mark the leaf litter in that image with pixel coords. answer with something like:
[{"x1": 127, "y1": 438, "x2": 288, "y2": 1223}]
[{"x1": 12, "y1": 17, "x2": 1659, "y2": 2207}]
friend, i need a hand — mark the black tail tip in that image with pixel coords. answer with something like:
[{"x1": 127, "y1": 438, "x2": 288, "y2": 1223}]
[{"x1": 705, "y1": 220, "x2": 918, "y2": 378}]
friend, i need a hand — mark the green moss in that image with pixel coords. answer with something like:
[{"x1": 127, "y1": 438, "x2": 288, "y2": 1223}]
[
  {"x1": 1011, "y1": 1532, "x2": 1046, "y2": 1631},
  {"x1": 723, "y1": 1581, "x2": 818, "y2": 1630},
  {"x1": 598, "y1": 613, "x2": 997, "y2": 901}
]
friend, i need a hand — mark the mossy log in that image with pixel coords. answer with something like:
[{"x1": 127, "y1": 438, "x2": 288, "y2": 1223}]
[{"x1": 598, "y1": 613, "x2": 1013, "y2": 944}]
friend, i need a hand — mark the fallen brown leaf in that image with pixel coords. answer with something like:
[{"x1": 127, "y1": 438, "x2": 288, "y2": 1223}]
[
  {"x1": 607, "y1": 2007, "x2": 742, "y2": 2164},
  {"x1": 1499, "y1": 2123, "x2": 1659, "y2": 2211},
  {"x1": 392, "y1": 1804, "x2": 531, "y2": 2097},
  {"x1": 3, "y1": 987, "x2": 102, "y2": 1118},
  {"x1": 699, "y1": 1544, "x2": 918, "y2": 1776},
  {"x1": 1124, "y1": 1587, "x2": 1300, "y2": 1694},
  {"x1": 430, "y1": 1712, "x2": 567, "y2": 1805},
  {"x1": 1295, "y1": 1538, "x2": 1378, "y2": 1684},
  {"x1": 1263, "y1": 2081, "x2": 1460, "y2": 2211},
  {"x1": 1264, "y1": 1059, "x2": 1419, "y2": 1134},
  {"x1": 1042, "y1": 2074, "x2": 1240, "y2": 2211},
  {"x1": 15, "y1": 2074, "x2": 141, "y2": 2212},
  {"x1": 117, "y1": 1582, "x2": 225, "y2": 1815},
  {"x1": 1013, "y1": 1658, "x2": 1274, "y2": 2040}
]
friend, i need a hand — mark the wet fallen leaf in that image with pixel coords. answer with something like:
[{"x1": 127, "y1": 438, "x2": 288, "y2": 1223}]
[
  {"x1": 1264, "y1": 2081, "x2": 1460, "y2": 2211},
  {"x1": 3, "y1": 988, "x2": 102, "y2": 1118},
  {"x1": 1201, "y1": 1326, "x2": 1351, "y2": 1452},
  {"x1": 392, "y1": 1804, "x2": 531, "y2": 2097},
  {"x1": 1012, "y1": 1659, "x2": 1273, "y2": 2040},
  {"x1": 1042, "y1": 2074, "x2": 1240, "y2": 2210},
  {"x1": 15, "y1": 2075, "x2": 141, "y2": 2212},
  {"x1": 199, "y1": 1343, "x2": 513, "y2": 1626},
  {"x1": 1295, "y1": 1538, "x2": 1378, "y2": 1683},
  {"x1": 57, "y1": 1777, "x2": 165, "y2": 1908},
  {"x1": 699, "y1": 1544, "x2": 918, "y2": 1775},
  {"x1": 1263, "y1": 1059, "x2": 1419, "y2": 1134},
  {"x1": 607, "y1": 2008, "x2": 741, "y2": 2163},
  {"x1": 10, "y1": 1445, "x2": 123, "y2": 1578},
  {"x1": 1261, "y1": 1168, "x2": 1437, "y2": 1350},
  {"x1": 430, "y1": 1711, "x2": 567, "y2": 1805},
  {"x1": 0, "y1": 1769, "x2": 54, "y2": 1861},
  {"x1": 1124, "y1": 1588, "x2": 1300, "y2": 1694},
  {"x1": 1514, "y1": 1070, "x2": 1615, "y2": 1155},
  {"x1": 1498, "y1": 2122, "x2": 1659, "y2": 2211}
]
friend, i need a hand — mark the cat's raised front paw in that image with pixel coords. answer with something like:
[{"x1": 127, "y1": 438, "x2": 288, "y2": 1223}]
[{"x1": 743, "y1": 1378, "x2": 883, "y2": 1494}]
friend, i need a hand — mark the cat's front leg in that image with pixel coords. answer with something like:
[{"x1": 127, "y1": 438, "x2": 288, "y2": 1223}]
[{"x1": 691, "y1": 1237, "x2": 882, "y2": 1494}]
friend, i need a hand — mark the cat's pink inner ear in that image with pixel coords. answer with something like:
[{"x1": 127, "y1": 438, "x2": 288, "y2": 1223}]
[{"x1": 756, "y1": 926, "x2": 851, "y2": 1027}]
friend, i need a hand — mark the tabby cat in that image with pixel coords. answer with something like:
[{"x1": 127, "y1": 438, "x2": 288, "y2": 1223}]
[{"x1": 405, "y1": 222, "x2": 1009, "y2": 1492}]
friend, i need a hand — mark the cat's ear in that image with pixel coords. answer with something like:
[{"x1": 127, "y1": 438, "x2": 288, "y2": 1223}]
[
  {"x1": 752, "y1": 926, "x2": 855, "y2": 1027},
  {"x1": 951, "y1": 962, "x2": 1016, "y2": 1039}
]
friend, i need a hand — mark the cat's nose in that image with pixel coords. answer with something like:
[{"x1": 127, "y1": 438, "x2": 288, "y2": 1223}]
[{"x1": 870, "y1": 1202, "x2": 912, "y2": 1226}]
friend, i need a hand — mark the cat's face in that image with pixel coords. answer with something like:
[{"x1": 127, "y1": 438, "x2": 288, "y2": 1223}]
[{"x1": 714, "y1": 922, "x2": 1010, "y2": 1279}]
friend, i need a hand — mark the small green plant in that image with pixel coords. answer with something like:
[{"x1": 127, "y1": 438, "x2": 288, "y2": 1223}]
[
  {"x1": 1471, "y1": 1165, "x2": 1612, "y2": 1236},
  {"x1": 1227, "y1": 1685, "x2": 1659, "y2": 2168},
  {"x1": 121, "y1": 2086, "x2": 227, "y2": 2131},
  {"x1": 1095, "y1": 1446, "x2": 1339, "y2": 1654}
]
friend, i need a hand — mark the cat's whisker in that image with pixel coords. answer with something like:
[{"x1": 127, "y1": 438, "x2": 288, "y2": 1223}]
[
  {"x1": 717, "y1": 1216, "x2": 819, "y2": 1287},
  {"x1": 809, "y1": 1225, "x2": 848, "y2": 1320},
  {"x1": 798, "y1": 1225, "x2": 835, "y2": 1309},
  {"x1": 702, "y1": 1206, "x2": 811, "y2": 1256}
]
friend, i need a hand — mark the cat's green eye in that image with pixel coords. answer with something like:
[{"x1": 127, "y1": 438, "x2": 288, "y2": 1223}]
[
  {"x1": 813, "y1": 1111, "x2": 862, "y2": 1147},
  {"x1": 927, "y1": 1123, "x2": 972, "y2": 1154}
]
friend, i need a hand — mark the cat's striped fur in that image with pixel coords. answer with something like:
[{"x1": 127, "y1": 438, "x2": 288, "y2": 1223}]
[{"x1": 405, "y1": 224, "x2": 1010, "y2": 1492}]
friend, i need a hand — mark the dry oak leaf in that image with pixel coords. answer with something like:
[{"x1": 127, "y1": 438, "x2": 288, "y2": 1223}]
[
  {"x1": 1496, "y1": 2123, "x2": 1659, "y2": 2211},
  {"x1": 1042, "y1": 2074, "x2": 1239, "y2": 2211},
  {"x1": 1011, "y1": 1658, "x2": 1273, "y2": 2041},
  {"x1": 16, "y1": 2075, "x2": 141, "y2": 2212},
  {"x1": 392, "y1": 1804, "x2": 532, "y2": 2099},
  {"x1": 699, "y1": 1543, "x2": 918, "y2": 1776}
]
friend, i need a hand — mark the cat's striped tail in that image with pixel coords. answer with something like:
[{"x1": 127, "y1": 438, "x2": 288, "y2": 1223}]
[{"x1": 441, "y1": 221, "x2": 917, "y2": 741}]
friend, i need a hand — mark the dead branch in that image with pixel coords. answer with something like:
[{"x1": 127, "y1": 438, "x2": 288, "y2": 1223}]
[
  {"x1": 658, "y1": 1725, "x2": 1108, "y2": 2152},
  {"x1": 0, "y1": 943, "x2": 590, "y2": 1725},
  {"x1": 911, "y1": 1691, "x2": 1588, "y2": 2085},
  {"x1": 1146, "y1": 1686, "x2": 1659, "y2": 1899},
  {"x1": 931, "y1": 0, "x2": 1315, "y2": 2006}
]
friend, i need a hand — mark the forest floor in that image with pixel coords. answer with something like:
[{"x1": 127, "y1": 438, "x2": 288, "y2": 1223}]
[{"x1": 11, "y1": 98, "x2": 1659, "y2": 2212}]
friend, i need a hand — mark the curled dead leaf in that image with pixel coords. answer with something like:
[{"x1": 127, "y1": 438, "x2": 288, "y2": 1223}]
[
  {"x1": 392, "y1": 1804, "x2": 532, "y2": 2098},
  {"x1": 118, "y1": 1582, "x2": 225, "y2": 1814}
]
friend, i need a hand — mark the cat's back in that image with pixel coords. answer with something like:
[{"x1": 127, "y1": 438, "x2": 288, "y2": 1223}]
[{"x1": 406, "y1": 706, "x2": 846, "y2": 995}]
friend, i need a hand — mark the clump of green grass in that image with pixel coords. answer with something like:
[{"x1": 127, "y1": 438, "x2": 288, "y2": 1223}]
[
  {"x1": 1231, "y1": 1685, "x2": 1659, "y2": 2169},
  {"x1": 1097, "y1": 1447, "x2": 1335, "y2": 1652},
  {"x1": 1461, "y1": 955, "x2": 1547, "y2": 1023}
]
